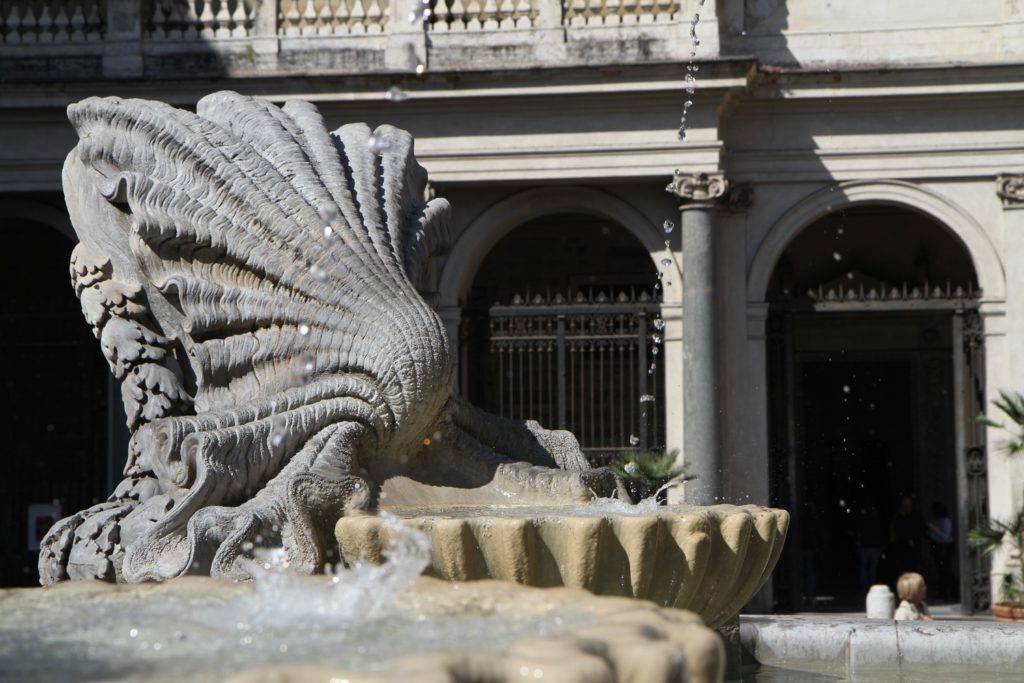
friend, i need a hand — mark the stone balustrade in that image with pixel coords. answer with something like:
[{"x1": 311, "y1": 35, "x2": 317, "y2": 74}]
[
  {"x1": 1, "y1": 1, "x2": 105, "y2": 43},
  {"x1": 0, "y1": 0, "x2": 709, "y2": 78}
]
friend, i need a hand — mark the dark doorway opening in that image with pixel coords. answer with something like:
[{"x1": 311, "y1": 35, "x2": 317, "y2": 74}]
[
  {"x1": 0, "y1": 219, "x2": 110, "y2": 587},
  {"x1": 766, "y1": 204, "x2": 980, "y2": 612}
]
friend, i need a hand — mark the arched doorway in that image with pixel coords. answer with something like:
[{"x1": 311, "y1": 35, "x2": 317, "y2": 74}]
[
  {"x1": 462, "y1": 213, "x2": 665, "y2": 463},
  {"x1": 0, "y1": 217, "x2": 111, "y2": 586},
  {"x1": 765, "y1": 204, "x2": 988, "y2": 613}
]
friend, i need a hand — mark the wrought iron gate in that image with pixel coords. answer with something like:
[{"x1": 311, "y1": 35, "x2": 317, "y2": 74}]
[
  {"x1": 484, "y1": 289, "x2": 665, "y2": 464},
  {"x1": 954, "y1": 308, "x2": 990, "y2": 612}
]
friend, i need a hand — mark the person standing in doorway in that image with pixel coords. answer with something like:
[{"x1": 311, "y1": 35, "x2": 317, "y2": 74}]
[
  {"x1": 856, "y1": 500, "x2": 885, "y2": 593},
  {"x1": 890, "y1": 495, "x2": 926, "y2": 577},
  {"x1": 927, "y1": 501, "x2": 956, "y2": 601}
]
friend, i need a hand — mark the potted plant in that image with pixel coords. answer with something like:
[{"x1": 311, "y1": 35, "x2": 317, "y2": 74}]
[
  {"x1": 609, "y1": 449, "x2": 693, "y2": 504},
  {"x1": 972, "y1": 390, "x2": 1024, "y2": 621},
  {"x1": 969, "y1": 509, "x2": 1024, "y2": 621}
]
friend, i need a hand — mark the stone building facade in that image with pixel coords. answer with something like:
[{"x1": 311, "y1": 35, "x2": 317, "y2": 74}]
[{"x1": 1, "y1": 0, "x2": 1022, "y2": 611}]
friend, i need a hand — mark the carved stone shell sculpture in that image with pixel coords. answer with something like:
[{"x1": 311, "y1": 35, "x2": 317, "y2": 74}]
[{"x1": 39, "y1": 92, "x2": 609, "y2": 585}]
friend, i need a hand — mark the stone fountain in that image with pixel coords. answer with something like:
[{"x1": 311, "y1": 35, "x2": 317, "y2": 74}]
[{"x1": 10, "y1": 92, "x2": 787, "y2": 683}]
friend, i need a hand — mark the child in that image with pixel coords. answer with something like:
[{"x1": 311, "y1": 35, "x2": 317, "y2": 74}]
[{"x1": 894, "y1": 571, "x2": 932, "y2": 620}]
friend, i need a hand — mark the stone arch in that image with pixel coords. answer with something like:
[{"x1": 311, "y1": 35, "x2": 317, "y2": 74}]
[
  {"x1": 0, "y1": 198, "x2": 75, "y2": 241},
  {"x1": 747, "y1": 180, "x2": 1005, "y2": 302},
  {"x1": 439, "y1": 186, "x2": 676, "y2": 308}
]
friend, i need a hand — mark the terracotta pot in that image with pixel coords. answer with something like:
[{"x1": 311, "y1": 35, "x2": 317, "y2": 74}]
[{"x1": 992, "y1": 602, "x2": 1024, "y2": 622}]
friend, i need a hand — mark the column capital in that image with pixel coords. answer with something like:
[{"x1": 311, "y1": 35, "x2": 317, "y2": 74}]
[
  {"x1": 996, "y1": 174, "x2": 1024, "y2": 208},
  {"x1": 668, "y1": 171, "x2": 752, "y2": 210}
]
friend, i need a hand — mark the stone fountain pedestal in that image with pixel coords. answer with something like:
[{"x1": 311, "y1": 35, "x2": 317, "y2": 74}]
[{"x1": 0, "y1": 576, "x2": 723, "y2": 683}]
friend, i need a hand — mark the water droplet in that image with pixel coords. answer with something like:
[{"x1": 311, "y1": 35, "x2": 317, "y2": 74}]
[
  {"x1": 367, "y1": 134, "x2": 393, "y2": 154},
  {"x1": 651, "y1": 334, "x2": 662, "y2": 345},
  {"x1": 663, "y1": 219, "x2": 675, "y2": 234},
  {"x1": 298, "y1": 324, "x2": 311, "y2": 336},
  {"x1": 310, "y1": 264, "x2": 327, "y2": 281},
  {"x1": 648, "y1": 362, "x2": 657, "y2": 374},
  {"x1": 652, "y1": 346, "x2": 660, "y2": 355},
  {"x1": 153, "y1": 642, "x2": 162, "y2": 651},
  {"x1": 843, "y1": 385, "x2": 851, "y2": 393},
  {"x1": 661, "y1": 257, "x2": 672, "y2": 267},
  {"x1": 653, "y1": 318, "x2": 665, "y2": 331},
  {"x1": 629, "y1": 434, "x2": 640, "y2": 446},
  {"x1": 640, "y1": 394, "x2": 656, "y2": 403},
  {"x1": 684, "y1": 99, "x2": 693, "y2": 108},
  {"x1": 129, "y1": 628, "x2": 139, "y2": 638},
  {"x1": 279, "y1": 644, "x2": 289, "y2": 653},
  {"x1": 385, "y1": 85, "x2": 409, "y2": 102},
  {"x1": 242, "y1": 541, "x2": 254, "y2": 553},
  {"x1": 833, "y1": 252, "x2": 842, "y2": 261},
  {"x1": 837, "y1": 227, "x2": 845, "y2": 235},
  {"x1": 408, "y1": 1, "x2": 431, "y2": 23},
  {"x1": 415, "y1": 60, "x2": 426, "y2": 75},
  {"x1": 323, "y1": 225, "x2": 339, "y2": 241}
]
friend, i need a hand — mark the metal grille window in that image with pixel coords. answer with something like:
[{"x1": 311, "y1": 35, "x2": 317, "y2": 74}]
[{"x1": 483, "y1": 288, "x2": 665, "y2": 465}]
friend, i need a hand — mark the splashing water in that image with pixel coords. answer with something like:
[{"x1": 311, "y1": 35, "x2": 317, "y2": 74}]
[
  {"x1": 385, "y1": 85, "x2": 409, "y2": 102},
  {"x1": 663, "y1": 219, "x2": 675, "y2": 234},
  {"x1": 368, "y1": 134, "x2": 393, "y2": 154},
  {"x1": 237, "y1": 512, "x2": 430, "y2": 626},
  {"x1": 678, "y1": 0, "x2": 707, "y2": 141}
]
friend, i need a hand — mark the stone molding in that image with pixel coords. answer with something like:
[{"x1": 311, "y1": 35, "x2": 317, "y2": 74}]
[{"x1": 996, "y1": 174, "x2": 1024, "y2": 207}]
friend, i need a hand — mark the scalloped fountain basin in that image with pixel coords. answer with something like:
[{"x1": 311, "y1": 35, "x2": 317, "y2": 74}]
[
  {"x1": 336, "y1": 503, "x2": 789, "y2": 627},
  {"x1": 0, "y1": 577, "x2": 722, "y2": 683}
]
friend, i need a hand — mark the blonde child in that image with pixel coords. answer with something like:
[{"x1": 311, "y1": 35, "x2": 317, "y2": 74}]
[{"x1": 894, "y1": 572, "x2": 932, "y2": 620}]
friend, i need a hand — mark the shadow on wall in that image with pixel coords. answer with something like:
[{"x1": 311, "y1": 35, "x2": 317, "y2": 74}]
[{"x1": 718, "y1": 0, "x2": 797, "y2": 67}]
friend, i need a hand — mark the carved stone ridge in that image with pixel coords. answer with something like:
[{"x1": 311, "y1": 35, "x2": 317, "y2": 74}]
[
  {"x1": 996, "y1": 174, "x2": 1024, "y2": 206},
  {"x1": 668, "y1": 171, "x2": 728, "y2": 204}
]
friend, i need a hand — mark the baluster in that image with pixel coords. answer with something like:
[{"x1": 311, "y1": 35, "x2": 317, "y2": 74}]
[
  {"x1": 568, "y1": 0, "x2": 585, "y2": 26},
  {"x1": 215, "y1": 0, "x2": 232, "y2": 37},
  {"x1": 282, "y1": 0, "x2": 302, "y2": 34},
  {"x1": 53, "y1": 3, "x2": 71, "y2": 40},
  {"x1": 637, "y1": 0, "x2": 654, "y2": 23},
  {"x1": 448, "y1": 0, "x2": 466, "y2": 31},
  {"x1": 37, "y1": 4, "x2": 54, "y2": 42},
  {"x1": 497, "y1": 0, "x2": 514, "y2": 28},
  {"x1": 21, "y1": 4, "x2": 37, "y2": 43},
  {"x1": 67, "y1": 1, "x2": 86, "y2": 40},
  {"x1": 5, "y1": 6, "x2": 21, "y2": 44},
  {"x1": 315, "y1": 0, "x2": 331, "y2": 34},
  {"x1": 513, "y1": 0, "x2": 530, "y2": 27},
  {"x1": 349, "y1": 0, "x2": 366, "y2": 34},
  {"x1": 482, "y1": 0, "x2": 498, "y2": 29},
  {"x1": 150, "y1": 0, "x2": 167, "y2": 39},
  {"x1": 83, "y1": 1, "x2": 102, "y2": 40},
  {"x1": 430, "y1": 0, "x2": 448, "y2": 31},
  {"x1": 181, "y1": 0, "x2": 200, "y2": 38},
  {"x1": 232, "y1": 0, "x2": 251, "y2": 36},
  {"x1": 464, "y1": 0, "x2": 481, "y2": 29},
  {"x1": 300, "y1": 0, "x2": 316, "y2": 34},
  {"x1": 604, "y1": 0, "x2": 620, "y2": 24},
  {"x1": 334, "y1": 0, "x2": 351, "y2": 33},
  {"x1": 168, "y1": 1, "x2": 187, "y2": 39},
  {"x1": 197, "y1": 0, "x2": 215, "y2": 36},
  {"x1": 365, "y1": 0, "x2": 383, "y2": 33},
  {"x1": 654, "y1": 0, "x2": 671, "y2": 22},
  {"x1": 585, "y1": 0, "x2": 602, "y2": 25}
]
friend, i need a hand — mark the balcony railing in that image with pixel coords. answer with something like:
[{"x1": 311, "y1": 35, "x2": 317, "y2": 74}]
[{"x1": 0, "y1": 0, "x2": 711, "y2": 79}]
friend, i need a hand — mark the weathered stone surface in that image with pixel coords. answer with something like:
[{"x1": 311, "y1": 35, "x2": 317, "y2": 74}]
[
  {"x1": 336, "y1": 504, "x2": 789, "y2": 626},
  {"x1": 40, "y1": 91, "x2": 607, "y2": 586}
]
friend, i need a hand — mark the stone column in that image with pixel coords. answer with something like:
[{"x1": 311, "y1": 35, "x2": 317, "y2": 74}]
[
  {"x1": 668, "y1": 171, "x2": 729, "y2": 504},
  {"x1": 992, "y1": 174, "x2": 1024, "y2": 600}
]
